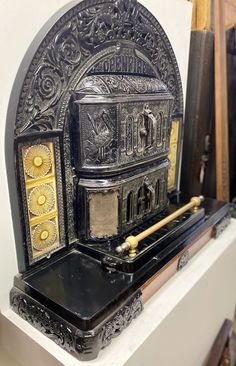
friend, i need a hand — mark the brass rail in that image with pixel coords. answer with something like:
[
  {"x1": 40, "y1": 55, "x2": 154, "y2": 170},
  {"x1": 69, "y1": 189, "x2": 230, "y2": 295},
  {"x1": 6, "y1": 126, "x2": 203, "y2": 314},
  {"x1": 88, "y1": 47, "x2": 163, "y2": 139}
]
[{"x1": 115, "y1": 196, "x2": 204, "y2": 258}]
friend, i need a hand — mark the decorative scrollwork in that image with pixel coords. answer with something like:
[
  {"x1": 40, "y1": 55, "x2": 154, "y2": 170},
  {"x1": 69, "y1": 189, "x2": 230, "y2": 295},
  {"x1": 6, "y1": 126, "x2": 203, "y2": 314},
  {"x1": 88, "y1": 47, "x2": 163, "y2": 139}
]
[
  {"x1": 101, "y1": 294, "x2": 143, "y2": 348},
  {"x1": 10, "y1": 288, "x2": 87, "y2": 358},
  {"x1": 15, "y1": 0, "x2": 183, "y2": 134},
  {"x1": 77, "y1": 0, "x2": 180, "y2": 108},
  {"x1": 10, "y1": 287, "x2": 143, "y2": 360},
  {"x1": 37, "y1": 66, "x2": 62, "y2": 101},
  {"x1": 77, "y1": 74, "x2": 168, "y2": 94},
  {"x1": 78, "y1": 0, "x2": 140, "y2": 48},
  {"x1": 18, "y1": 21, "x2": 89, "y2": 134},
  {"x1": 55, "y1": 21, "x2": 82, "y2": 66}
]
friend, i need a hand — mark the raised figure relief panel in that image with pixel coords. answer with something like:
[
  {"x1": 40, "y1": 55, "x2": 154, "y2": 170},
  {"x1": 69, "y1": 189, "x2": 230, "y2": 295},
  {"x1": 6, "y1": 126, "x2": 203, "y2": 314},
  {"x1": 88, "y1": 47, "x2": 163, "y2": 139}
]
[
  {"x1": 78, "y1": 101, "x2": 171, "y2": 169},
  {"x1": 121, "y1": 166, "x2": 168, "y2": 232},
  {"x1": 78, "y1": 161, "x2": 168, "y2": 241},
  {"x1": 120, "y1": 100, "x2": 171, "y2": 165},
  {"x1": 72, "y1": 73, "x2": 173, "y2": 174},
  {"x1": 79, "y1": 104, "x2": 118, "y2": 166}
]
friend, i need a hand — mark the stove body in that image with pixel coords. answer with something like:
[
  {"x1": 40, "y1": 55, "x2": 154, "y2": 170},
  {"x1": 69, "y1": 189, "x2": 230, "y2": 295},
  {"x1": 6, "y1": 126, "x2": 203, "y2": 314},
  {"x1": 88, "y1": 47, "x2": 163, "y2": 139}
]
[
  {"x1": 6, "y1": 0, "x2": 230, "y2": 361},
  {"x1": 71, "y1": 73, "x2": 173, "y2": 241}
]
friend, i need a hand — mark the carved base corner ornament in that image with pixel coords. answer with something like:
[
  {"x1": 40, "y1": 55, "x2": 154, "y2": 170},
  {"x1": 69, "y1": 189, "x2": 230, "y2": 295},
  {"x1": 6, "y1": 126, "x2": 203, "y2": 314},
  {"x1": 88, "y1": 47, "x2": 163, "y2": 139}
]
[
  {"x1": 177, "y1": 250, "x2": 190, "y2": 271},
  {"x1": 214, "y1": 213, "x2": 231, "y2": 239},
  {"x1": 10, "y1": 287, "x2": 143, "y2": 361}
]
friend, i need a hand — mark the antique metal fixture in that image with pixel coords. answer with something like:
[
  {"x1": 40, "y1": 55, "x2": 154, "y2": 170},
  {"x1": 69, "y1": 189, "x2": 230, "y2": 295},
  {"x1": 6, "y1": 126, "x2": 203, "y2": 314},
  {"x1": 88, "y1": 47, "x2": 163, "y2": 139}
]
[{"x1": 6, "y1": 0, "x2": 230, "y2": 361}]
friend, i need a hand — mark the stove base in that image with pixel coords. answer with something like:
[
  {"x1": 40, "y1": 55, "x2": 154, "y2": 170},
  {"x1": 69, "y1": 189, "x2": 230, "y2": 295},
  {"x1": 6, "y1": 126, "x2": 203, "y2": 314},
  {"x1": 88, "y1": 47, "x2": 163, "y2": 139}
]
[
  {"x1": 10, "y1": 198, "x2": 230, "y2": 361},
  {"x1": 10, "y1": 288, "x2": 142, "y2": 361}
]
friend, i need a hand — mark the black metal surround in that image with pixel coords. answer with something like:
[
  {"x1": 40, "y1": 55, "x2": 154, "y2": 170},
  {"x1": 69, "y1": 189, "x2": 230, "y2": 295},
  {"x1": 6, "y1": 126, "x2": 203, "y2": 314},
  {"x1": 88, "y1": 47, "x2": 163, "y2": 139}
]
[
  {"x1": 6, "y1": 0, "x2": 184, "y2": 270},
  {"x1": 5, "y1": 0, "x2": 231, "y2": 361}
]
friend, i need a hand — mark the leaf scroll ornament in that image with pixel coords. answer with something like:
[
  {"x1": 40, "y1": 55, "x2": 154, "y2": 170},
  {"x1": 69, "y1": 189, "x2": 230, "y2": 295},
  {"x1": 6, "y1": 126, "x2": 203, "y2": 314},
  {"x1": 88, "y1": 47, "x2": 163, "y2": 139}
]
[
  {"x1": 16, "y1": 0, "x2": 183, "y2": 134},
  {"x1": 20, "y1": 22, "x2": 84, "y2": 134},
  {"x1": 76, "y1": 0, "x2": 179, "y2": 112}
]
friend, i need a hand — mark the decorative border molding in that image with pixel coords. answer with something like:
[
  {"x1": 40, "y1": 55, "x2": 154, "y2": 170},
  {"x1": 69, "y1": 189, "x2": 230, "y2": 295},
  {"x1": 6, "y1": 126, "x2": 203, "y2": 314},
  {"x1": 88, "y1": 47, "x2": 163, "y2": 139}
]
[{"x1": 10, "y1": 287, "x2": 143, "y2": 361}]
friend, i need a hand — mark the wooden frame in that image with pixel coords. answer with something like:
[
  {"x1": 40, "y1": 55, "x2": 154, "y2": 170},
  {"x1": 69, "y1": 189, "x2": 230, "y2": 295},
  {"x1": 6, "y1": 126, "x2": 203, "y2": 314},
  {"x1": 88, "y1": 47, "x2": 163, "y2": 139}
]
[
  {"x1": 190, "y1": 0, "x2": 233, "y2": 201},
  {"x1": 214, "y1": 0, "x2": 230, "y2": 201}
]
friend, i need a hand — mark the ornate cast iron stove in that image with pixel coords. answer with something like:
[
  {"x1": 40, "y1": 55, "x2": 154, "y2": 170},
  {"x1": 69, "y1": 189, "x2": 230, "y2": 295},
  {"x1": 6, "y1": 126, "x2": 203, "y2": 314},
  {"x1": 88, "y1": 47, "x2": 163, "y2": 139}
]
[{"x1": 6, "y1": 0, "x2": 230, "y2": 361}]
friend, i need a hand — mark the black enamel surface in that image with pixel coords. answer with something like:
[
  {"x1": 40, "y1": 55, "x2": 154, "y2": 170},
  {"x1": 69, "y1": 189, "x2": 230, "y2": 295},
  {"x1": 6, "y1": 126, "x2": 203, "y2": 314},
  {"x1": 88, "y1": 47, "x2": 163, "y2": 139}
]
[{"x1": 20, "y1": 251, "x2": 133, "y2": 330}]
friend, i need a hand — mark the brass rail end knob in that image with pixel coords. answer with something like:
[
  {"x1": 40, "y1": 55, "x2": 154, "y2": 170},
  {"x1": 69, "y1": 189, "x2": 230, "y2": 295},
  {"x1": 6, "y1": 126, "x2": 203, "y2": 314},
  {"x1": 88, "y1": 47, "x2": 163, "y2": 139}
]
[
  {"x1": 190, "y1": 195, "x2": 204, "y2": 208},
  {"x1": 115, "y1": 236, "x2": 139, "y2": 257},
  {"x1": 126, "y1": 236, "x2": 139, "y2": 258}
]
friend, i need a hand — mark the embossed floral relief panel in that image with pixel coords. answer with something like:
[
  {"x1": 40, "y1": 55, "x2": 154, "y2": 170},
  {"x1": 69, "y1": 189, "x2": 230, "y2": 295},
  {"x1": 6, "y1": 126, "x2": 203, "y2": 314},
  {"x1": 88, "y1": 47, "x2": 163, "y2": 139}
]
[{"x1": 18, "y1": 137, "x2": 66, "y2": 264}]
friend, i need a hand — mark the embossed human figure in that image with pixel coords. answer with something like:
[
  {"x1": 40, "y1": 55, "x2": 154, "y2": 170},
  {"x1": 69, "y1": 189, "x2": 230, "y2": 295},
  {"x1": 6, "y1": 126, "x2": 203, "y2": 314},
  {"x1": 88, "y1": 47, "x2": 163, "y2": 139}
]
[
  {"x1": 137, "y1": 177, "x2": 155, "y2": 215},
  {"x1": 139, "y1": 104, "x2": 157, "y2": 149},
  {"x1": 143, "y1": 104, "x2": 157, "y2": 147}
]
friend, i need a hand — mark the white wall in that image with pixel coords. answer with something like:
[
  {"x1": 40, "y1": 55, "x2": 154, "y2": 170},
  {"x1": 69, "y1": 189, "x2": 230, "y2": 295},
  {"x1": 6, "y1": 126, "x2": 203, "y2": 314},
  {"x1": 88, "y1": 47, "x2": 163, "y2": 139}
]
[
  {"x1": 124, "y1": 233, "x2": 236, "y2": 366},
  {"x1": 0, "y1": 0, "x2": 192, "y2": 311},
  {"x1": 139, "y1": 0, "x2": 192, "y2": 104}
]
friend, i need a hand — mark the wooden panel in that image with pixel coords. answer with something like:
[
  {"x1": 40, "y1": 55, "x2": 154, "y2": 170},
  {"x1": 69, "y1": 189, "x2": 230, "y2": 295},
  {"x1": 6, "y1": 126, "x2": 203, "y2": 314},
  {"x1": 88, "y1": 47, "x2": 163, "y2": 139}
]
[
  {"x1": 191, "y1": 0, "x2": 236, "y2": 30},
  {"x1": 225, "y1": 0, "x2": 236, "y2": 28},
  {"x1": 191, "y1": 0, "x2": 212, "y2": 31},
  {"x1": 205, "y1": 319, "x2": 232, "y2": 366},
  {"x1": 214, "y1": 0, "x2": 230, "y2": 201},
  {"x1": 141, "y1": 227, "x2": 213, "y2": 303}
]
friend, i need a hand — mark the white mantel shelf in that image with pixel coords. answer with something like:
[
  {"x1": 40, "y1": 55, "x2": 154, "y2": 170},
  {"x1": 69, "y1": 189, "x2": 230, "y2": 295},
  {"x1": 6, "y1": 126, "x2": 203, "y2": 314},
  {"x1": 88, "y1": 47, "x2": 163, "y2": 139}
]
[{"x1": 1, "y1": 219, "x2": 236, "y2": 366}]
